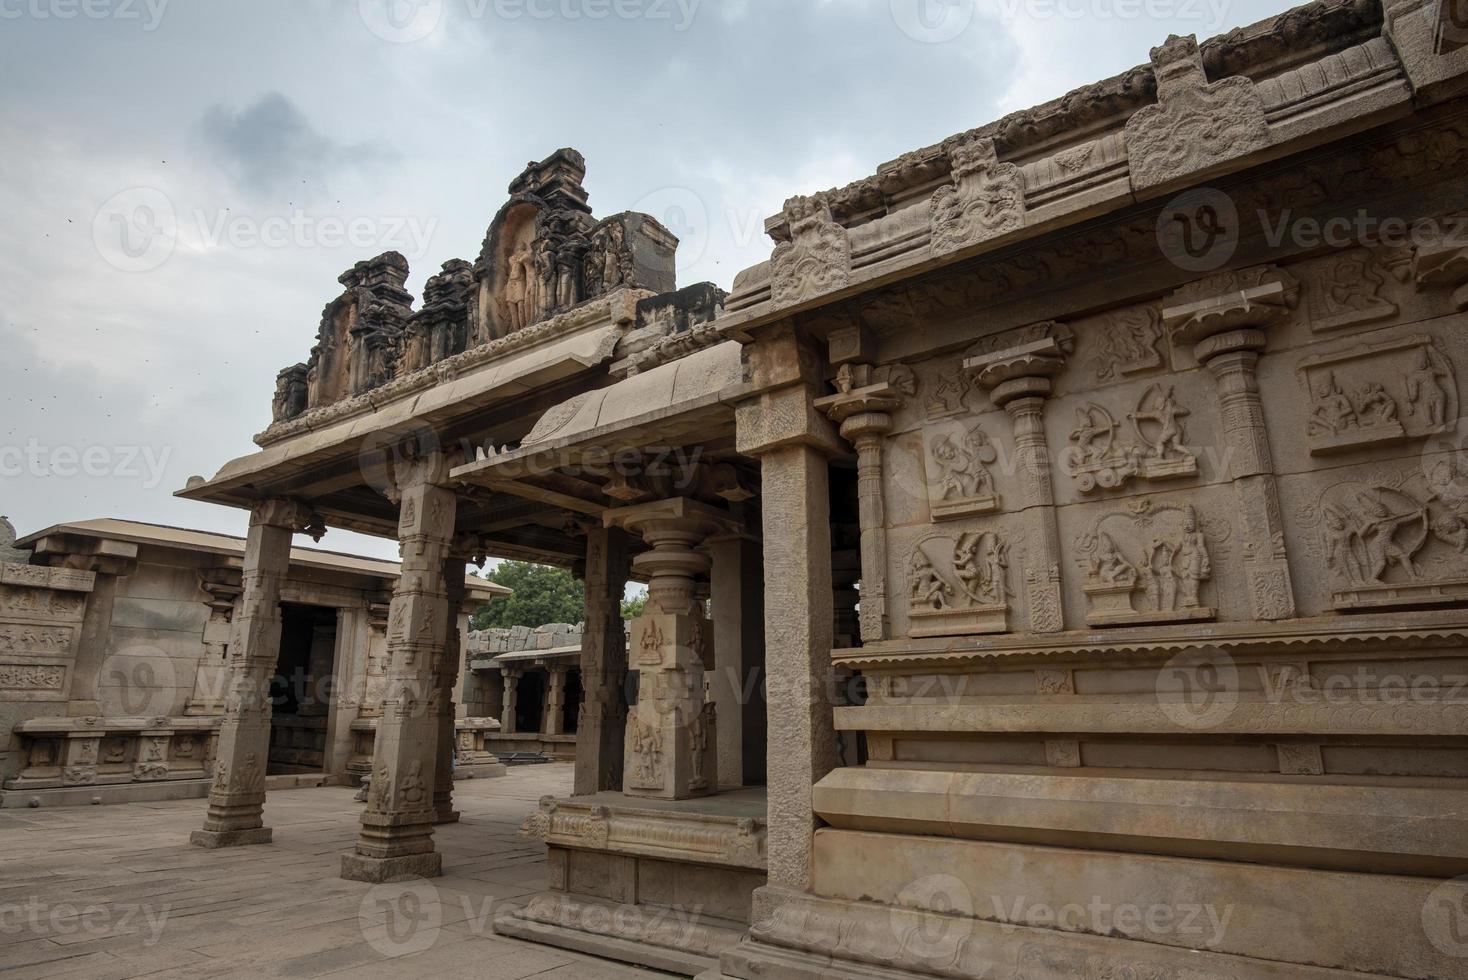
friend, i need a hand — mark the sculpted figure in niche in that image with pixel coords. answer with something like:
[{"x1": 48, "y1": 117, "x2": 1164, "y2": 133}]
[
  {"x1": 910, "y1": 552, "x2": 952, "y2": 609},
  {"x1": 1309, "y1": 372, "x2": 1359, "y2": 436},
  {"x1": 954, "y1": 532, "x2": 1009, "y2": 606},
  {"x1": 1176, "y1": 507, "x2": 1211, "y2": 608},
  {"x1": 932, "y1": 427, "x2": 996, "y2": 501},
  {"x1": 506, "y1": 241, "x2": 533, "y2": 333},
  {"x1": 1131, "y1": 385, "x2": 1190, "y2": 459},
  {"x1": 1357, "y1": 382, "x2": 1400, "y2": 429},
  {"x1": 1406, "y1": 347, "x2": 1452, "y2": 428},
  {"x1": 1090, "y1": 532, "x2": 1138, "y2": 585}
]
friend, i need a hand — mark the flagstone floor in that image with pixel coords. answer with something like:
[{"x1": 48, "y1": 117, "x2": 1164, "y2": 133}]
[{"x1": 0, "y1": 763, "x2": 667, "y2": 979}]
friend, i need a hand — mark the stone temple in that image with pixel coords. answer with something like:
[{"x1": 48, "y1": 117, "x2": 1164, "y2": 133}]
[{"x1": 19, "y1": 2, "x2": 1468, "y2": 976}]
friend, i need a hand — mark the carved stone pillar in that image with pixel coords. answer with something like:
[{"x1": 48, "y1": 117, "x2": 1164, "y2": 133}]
[
  {"x1": 185, "y1": 568, "x2": 243, "y2": 716},
  {"x1": 606, "y1": 497, "x2": 737, "y2": 801},
  {"x1": 709, "y1": 533, "x2": 763, "y2": 789},
  {"x1": 342, "y1": 456, "x2": 457, "y2": 883},
  {"x1": 1163, "y1": 267, "x2": 1297, "y2": 621},
  {"x1": 815, "y1": 367, "x2": 901, "y2": 642},
  {"x1": 965, "y1": 334, "x2": 1069, "y2": 633},
  {"x1": 543, "y1": 666, "x2": 567, "y2": 737},
  {"x1": 191, "y1": 498, "x2": 315, "y2": 849},
  {"x1": 736, "y1": 339, "x2": 843, "y2": 888},
  {"x1": 433, "y1": 559, "x2": 468, "y2": 826},
  {"x1": 500, "y1": 667, "x2": 521, "y2": 735},
  {"x1": 62, "y1": 548, "x2": 138, "y2": 716},
  {"x1": 575, "y1": 525, "x2": 631, "y2": 795}
]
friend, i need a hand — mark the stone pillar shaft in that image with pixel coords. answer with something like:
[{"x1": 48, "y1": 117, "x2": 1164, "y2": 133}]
[
  {"x1": 710, "y1": 535, "x2": 763, "y2": 789},
  {"x1": 543, "y1": 667, "x2": 567, "y2": 736},
  {"x1": 342, "y1": 473, "x2": 457, "y2": 883},
  {"x1": 191, "y1": 501, "x2": 302, "y2": 849},
  {"x1": 575, "y1": 526, "x2": 631, "y2": 795},
  {"x1": 433, "y1": 562, "x2": 467, "y2": 825},
  {"x1": 501, "y1": 668, "x2": 520, "y2": 735},
  {"x1": 757, "y1": 443, "x2": 836, "y2": 889}
]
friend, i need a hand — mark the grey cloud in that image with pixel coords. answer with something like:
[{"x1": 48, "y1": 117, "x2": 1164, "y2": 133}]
[{"x1": 197, "y1": 92, "x2": 395, "y2": 200}]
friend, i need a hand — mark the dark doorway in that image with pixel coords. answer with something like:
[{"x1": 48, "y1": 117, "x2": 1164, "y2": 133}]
[
  {"x1": 269, "y1": 604, "x2": 337, "y2": 775},
  {"x1": 516, "y1": 670, "x2": 546, "y2": 735},
  {"x1": 562, "y1": 668, "x2": 582, "y2": 735}
]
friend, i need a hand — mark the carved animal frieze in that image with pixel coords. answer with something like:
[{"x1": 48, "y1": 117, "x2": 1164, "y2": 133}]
[
  {"x1": 0, "y1": 624, "x2": 72, "y2": 656},
  {"x1": 1063, "y1": 384, "x2": 1198, "y2": 494},
  {"x1": 1298, "y1": 335, "x2": 1457, "y2": 455},
  {"x1": 1076, "y1": 502, "x2": 1219, "y2": 627},
  {"x1": 1300, "y1": 469, "x2": 1468, "y2": 610},
  {"x1": 907, "y1": 532, "x2": 1011, "y2": 638},
  {"x1": 0, "y1": 663, "x2": 65, "y2": 690}
]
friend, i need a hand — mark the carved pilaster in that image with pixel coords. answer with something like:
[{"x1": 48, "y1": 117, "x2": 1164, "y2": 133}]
[
  {"x1": 191, "y1": 498, "x2": 319, "y2": 850},
  {"x1": 342, "y1": 457, "x2": 457, "y2": 882},
  {"x1": 543, "y1": 666, "x2": 568, "y2": 737},
  {"x1": 433, "y1": 557, "x2": 468, "y2": 826},
  {"x1": 815, "y1": 364, "x2": 903, "y2": 642},
  {"x1": 964, "y1": 329, "x2": 1070, "y2": 633},
  {"x1": 1163, "y1": 266, "x2": 1298, "y2": 621},
  {"x1": 184, "y1": 568, "x2": 242, "y2": 717}
]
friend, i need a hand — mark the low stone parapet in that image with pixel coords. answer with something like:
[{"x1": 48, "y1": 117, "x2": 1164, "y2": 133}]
[
  {"x1": 346, "y1": 716, "x2": 506, "y2": 785},
  {"x1": 2, "y1": 715, "x2": 219, "y2": 806}
]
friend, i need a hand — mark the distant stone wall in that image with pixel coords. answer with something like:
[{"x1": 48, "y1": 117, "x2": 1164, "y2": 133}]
[{"x1": 468, "y1": 623, "x2": 584, "y2": 656}]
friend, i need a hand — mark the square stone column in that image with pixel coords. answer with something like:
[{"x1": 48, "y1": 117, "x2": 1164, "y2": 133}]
[
  {"x1": 191, "y1": 498, "x2": 316, "y2": 850},
  {"x1": 574, "y1": 525, "x2": 631, "y2": 795},
  {"x1": 543, "y1": 666, "x2": 567, "y2": 736},
  {"x1": 709, "y1": 534, "x2": 763, "y2": 789},
  {"x1": 500, "y1": 666, "x2": 520, "y2": 735},
  {"x1": 433, "y1": 558, "x2": 469, "y2": 825},
  {"x1": 607, "y1": 497, "x2": 738, "y2": 801},
  {"x1": 342, "y1": 456, "x2": 457, "y2": 883},
  {"x1": 735, "y1": 347, "x2": 843, "y2": 890}
]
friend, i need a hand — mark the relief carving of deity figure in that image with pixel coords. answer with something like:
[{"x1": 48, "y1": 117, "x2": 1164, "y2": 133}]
[
  {"x1": 1131, "y1": 385, "x2": 1190, "y2": 459},
  {"x1": 910, "y1": 552, "x2": 952, "y2": 610},
  {"x1": 506, "y1": 241, "x2": 533, "y2": 332},
  {"x1": 1357, "y1": 382, "x2": 1400, "y2": 429},
  {"x1": 1089, "y1": 532, "x2": 1138, "y2": 585},
  {"x1": 1309, "y1": 372, "x2": 1360, "y2": 437},
  {"x1": 954, "y1": 532, "x2": 1009, "y2": 606},
  {"x1": 932, "y1": 428, "x2": 996, "y2": 501},
  {"x1": 1405, "y1": 347, "x2": 1452, "y2": 428}
]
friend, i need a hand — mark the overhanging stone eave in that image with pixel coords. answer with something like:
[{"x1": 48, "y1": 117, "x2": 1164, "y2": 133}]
[{"x1": 178, "y1": 320, "x2": 629, "y2": 511}]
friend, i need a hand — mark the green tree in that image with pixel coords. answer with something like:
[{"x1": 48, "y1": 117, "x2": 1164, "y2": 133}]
[
  {"x1": 471, "y1": 561, "x2": 584, "y2": 630},
  {"x1": 621, "y1": 592, "x2": 647, "y2": 620}
]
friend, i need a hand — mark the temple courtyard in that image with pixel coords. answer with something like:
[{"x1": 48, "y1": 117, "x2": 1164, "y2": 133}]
[{"x1": 0, "y1": 764, "x2": 664, "y2": 979}]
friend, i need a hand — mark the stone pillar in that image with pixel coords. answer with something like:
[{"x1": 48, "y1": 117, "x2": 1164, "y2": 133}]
[
  {"x1": 575, "y1": 525, "x2": 631, "y2": 795},
  {"x1": 735, "y1": 339, "x2": 843, "y2": 888},
  {"x1": 965, "y1": 333, "x2": 1069, "y2": 633},
  {"x1": 342, "y1": 455, "x2": 457, "y2": 883},
  {"x1": 709, "y1": 533, "x2": 763, "y2": 789},
  {"x1": 543, "y1": 666, "x2": 567, "y2": 736},
  {"x1": 501, "y1": 667, "x2": 521, "y2": 735},
  {"x1": 607, "y1": 497, "x2": 737, "y2": 801},
  {"x1": 191, "y1": 499, "x2": 314, "y2": 849},
  {"x1": 814, "y1": 367, "x2": 901, "y2": 643},
  {"x1": 433, "y1": 559, "x2": 467, "y2": 825},
  {"x1": 1163, "y1": 267, "x2": 1297, "y2": 621}
]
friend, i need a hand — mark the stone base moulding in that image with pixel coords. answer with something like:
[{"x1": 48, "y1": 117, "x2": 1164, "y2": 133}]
[
  {"x1": 189, "y1": 827, "x2": 273, "y2": 849},
  {"x1": 339, "y1": 851, "x2": 443, "y2": 884}
]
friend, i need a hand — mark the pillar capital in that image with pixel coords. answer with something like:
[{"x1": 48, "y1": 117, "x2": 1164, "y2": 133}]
[
  {"x1": 1161, "y1": 264, "x2": 1297, "y2": 361},
  {"x1": 250, "y1": 498, "x2": 325, "y2": 540}
]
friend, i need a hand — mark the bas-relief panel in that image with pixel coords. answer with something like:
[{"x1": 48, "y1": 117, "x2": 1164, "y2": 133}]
[{"x1": 887, "y1": 515, "x2": 1032, "y2": 639}]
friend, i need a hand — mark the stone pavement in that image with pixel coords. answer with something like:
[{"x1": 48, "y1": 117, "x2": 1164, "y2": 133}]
[{"x1": 0, "y1": 764, "x2": 667, "y2": 979}]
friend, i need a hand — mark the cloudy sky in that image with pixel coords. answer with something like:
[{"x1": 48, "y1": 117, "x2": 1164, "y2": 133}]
[{"x1": 0, "y1": 0, "x2": 1288, "y2": 562}]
